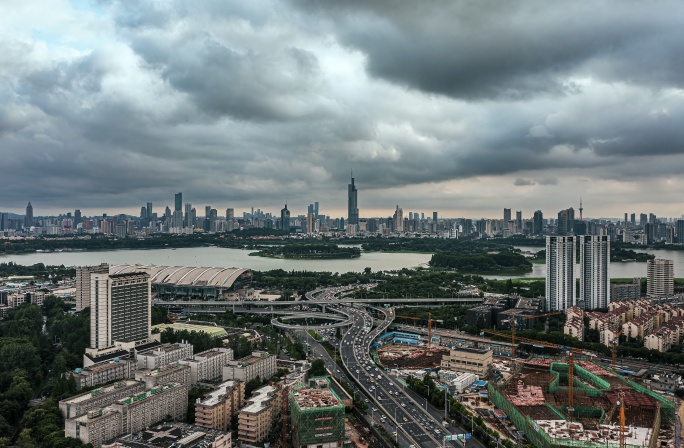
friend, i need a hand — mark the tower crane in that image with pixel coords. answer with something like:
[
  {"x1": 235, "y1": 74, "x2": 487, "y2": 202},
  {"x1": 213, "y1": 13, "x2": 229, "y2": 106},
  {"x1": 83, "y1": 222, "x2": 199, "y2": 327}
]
[
  {"x1": 502, "y1": 311, "x2": 562, "y2": 368},
  {"x1": 482, "y1": 329, "x2": 591, "y2": 422},
  {"x1": 617, "y1": 391, "x2": 627, "y2": 448},
  {"x1": 393, "y1": 313, "x2": 443, "y2": 348}
]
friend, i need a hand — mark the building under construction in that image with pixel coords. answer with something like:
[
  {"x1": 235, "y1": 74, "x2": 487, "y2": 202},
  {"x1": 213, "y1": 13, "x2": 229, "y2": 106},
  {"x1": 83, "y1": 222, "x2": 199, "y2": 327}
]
[
  {"x1": 488, "y1": 356, "x2": 675, "y2": 448},
  {"x1": 290, "y1": 377, "x2": 346, "y2": 448}
]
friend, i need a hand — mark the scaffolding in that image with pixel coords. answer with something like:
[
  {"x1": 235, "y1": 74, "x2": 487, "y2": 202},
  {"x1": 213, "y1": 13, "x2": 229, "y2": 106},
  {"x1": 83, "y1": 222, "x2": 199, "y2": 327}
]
[
  {"x1": 487, "y1": 356, "x2": 670, "y2": 448},
  {"x1": 290, "y1": 378, "x2": 346, "y2": 447}
]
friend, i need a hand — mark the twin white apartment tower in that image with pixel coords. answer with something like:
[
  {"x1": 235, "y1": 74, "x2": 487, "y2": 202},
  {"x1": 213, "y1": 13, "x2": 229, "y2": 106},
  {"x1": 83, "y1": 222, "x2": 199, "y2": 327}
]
[{"x1": 546, "y1": 235, "x2": 610, "y2": 312}]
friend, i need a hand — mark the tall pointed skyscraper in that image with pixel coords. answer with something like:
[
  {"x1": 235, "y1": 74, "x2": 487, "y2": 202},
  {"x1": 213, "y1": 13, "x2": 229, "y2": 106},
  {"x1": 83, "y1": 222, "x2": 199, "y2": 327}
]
[
  {"x1": 347, "y1": 173, "x2": 359, "y2": 225},
  {"x1": 24, "y1": 202, "x2": 33, "y2": 228}
]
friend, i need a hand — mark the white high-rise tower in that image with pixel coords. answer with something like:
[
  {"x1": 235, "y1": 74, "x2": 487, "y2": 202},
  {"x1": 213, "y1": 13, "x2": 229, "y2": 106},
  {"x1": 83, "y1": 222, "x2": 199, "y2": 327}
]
[
  {"x1": 579, "y1": 235, "x2": 610, "y2": 309},
  {"x1": 546, "y1": 235, "x2": 575, "y2": 311}
]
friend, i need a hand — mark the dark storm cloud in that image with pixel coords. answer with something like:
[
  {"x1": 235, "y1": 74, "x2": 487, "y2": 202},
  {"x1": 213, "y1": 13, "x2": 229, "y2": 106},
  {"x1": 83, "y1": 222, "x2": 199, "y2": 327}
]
[
  {"x1": 3, "y1": 0, "x2": 684, "y2": 216},
  {"x1": 292, "y1": 0, "x2": 684, "y2": 100}
]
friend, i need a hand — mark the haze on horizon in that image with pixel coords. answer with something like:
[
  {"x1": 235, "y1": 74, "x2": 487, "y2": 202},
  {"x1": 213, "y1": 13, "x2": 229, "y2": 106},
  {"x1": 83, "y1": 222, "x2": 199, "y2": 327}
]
[{"x1": 2, "y1": 1, "x2": 684, "y2": 219}]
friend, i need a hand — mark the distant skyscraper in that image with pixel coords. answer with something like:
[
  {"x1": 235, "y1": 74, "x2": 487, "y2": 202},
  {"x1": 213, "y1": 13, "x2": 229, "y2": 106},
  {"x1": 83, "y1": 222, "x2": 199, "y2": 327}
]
[
  {"x1": 0, "y1": 212, "x2": 7, "y2": 231},
  {"x1": 433, "y1": 212, "x2": 438, "y2": 222},
  {"x1": 314, "y1": 202, "x2": 319, "y2": 219},
  {"x1": 90, "y1": 271, "x2": 151, "y2": 349},
  {"x1": 175, "y1": 192, "x2": 182, "y2": 212},
  {"x1": 348, "y1": 174, "x2": 359, "y2": 225},
  {"x1": 639, "y1": 213, "x2": 647, "y2": 226},
  {"x1": 515, "y1": 211, "x2": 522, "y2": 232},
  {"x1": 306, "y1": 212, "x2": 314, "y2": 234},
  {"x1": 393, "y1": 206, "x2": 404, "y2": 232},
  {"x1": 630, "y1": 213, "x2": 636, "y2": 225},
  {"x1": 503, "y1": 208, "x2": 511, "y2": 227},
  {"x1": 557, "y1": 208, "x2": 575, "y2": 234},
  {"x1": 533, "y1": 210, "x2": 543, "y2": 235},
  {"x1": 647, "y1": 259, "x2": 674, "y2": 297},
  {"x1": 184, "y1": 203, "x2": 193, "y2": 228},
  {"x1": 226, "y1": 208, "x2": 234, "y2": 221},
  {"x1": 677, "y1": 220, "x2": 684, "y2": 244},
  {"x1": 579, "y1": 235, "x2": 610, "y2": 310},
  {"x1": 280, "y1": 204, "x2": 290, "y2": 233},
  {"x1": 74, "y1": 209, "x2": 82, "y2": 226},
  {"x1": 24, "y1": 202, "x2": 33, "y2": 228},
  {"x1": 546, "y1": 235, "x2": 575, "y2": 311},
  {"x1": 146, "y1": 202, "x2": 153, "y2": 220},
  {"x1": 624, "y1": 213, "x2": 628, "y2": 225}
]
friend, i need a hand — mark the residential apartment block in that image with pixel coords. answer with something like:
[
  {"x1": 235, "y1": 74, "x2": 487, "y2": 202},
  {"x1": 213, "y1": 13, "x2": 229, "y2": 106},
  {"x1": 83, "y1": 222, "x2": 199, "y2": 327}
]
[
  {"x1": 646, "y1": 259, "x2": 674, "y2": 297},
  {"x1": 71, "y1": 358, "x2": 137, "y2": 390},
  {"x1": 135, "y1": 362, "x2": 191, "y2": 389},
  {"x1": 65, "y1": 382, "x2": 188, "y2": 448},
  {"x1": 223, "y1": 351, "x2": 276, "y2": 383},
  {"x1": 181, "y1": 347, "x2": 233, "y2": 385},
  {"x1": 195, "y1": 380, "x2": 245, "y2": 431},
  {"x1": 59, "y1": 380, "x2": 145, "y2": 420},
  {"x1": 563, "y1": 307, "x2": 585, "y2": 341},
  {"x1": 136, "y1": 342, "x2": 193, "y2": 370},
  {"x1": 238, "y1": 384, "x2": 282, "y2": 445}
]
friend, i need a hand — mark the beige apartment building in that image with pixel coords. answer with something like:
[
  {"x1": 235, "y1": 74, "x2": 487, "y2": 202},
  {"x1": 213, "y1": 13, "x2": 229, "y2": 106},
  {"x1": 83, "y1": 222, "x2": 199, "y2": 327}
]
[
  {"x1": 65, "y1": 382, "x2": 188, "y2": 448},
  {"x1": 238, "y1": 385, "x2": 282, "y2": 445},
  {"x1": 136, "y1": 342, "x2": 193, "y2": 370},
  {"x1": 59, "y1": 380, "x2": 145, "y2": 419},
  {"x1": 72, "y1": 358, "x2": 137, "y2": 390},
  {"x1": 195, "y1": 380, "x2": 245, "y2": 431},
  {"x1": 181, "y1": 347, "x2": 233, "y2": 385},
  {"x1": 441, "y1": 347, "x2": 492, "y2": 377},
  {"x1": 136, "y1": 362, "x2": 191, "y2": 388},
  {"x1": 223, "y1": 351, "x2": 276, "y2": 383}
]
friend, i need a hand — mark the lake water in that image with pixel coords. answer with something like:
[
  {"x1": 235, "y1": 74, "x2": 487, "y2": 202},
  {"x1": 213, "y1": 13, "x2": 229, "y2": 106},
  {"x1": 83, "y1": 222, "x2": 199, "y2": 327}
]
[
  {"x1": 511, "y1": 245, "x2": 684, "y2": 280},
  {"x1": 0, "y1": 246, "x2": 432, "y2": 273},
  {"x1": 1, "y1": 244, "x2": 682, "y2": 278}
]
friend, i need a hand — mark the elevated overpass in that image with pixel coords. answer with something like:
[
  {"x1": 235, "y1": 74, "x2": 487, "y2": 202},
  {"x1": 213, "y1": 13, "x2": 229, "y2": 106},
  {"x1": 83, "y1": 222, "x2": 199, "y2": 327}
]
[{"x1": 155, "y1": 296, "x2": 484, "y2": 312}]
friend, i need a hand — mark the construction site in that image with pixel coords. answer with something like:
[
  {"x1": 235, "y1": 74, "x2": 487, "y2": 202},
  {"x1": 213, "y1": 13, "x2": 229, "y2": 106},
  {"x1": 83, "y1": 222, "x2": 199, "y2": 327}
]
[
  {"x1": 376, "y1": 344, "x2": 450, "y2": 369},
  {"x1": 488, "y1": 355, "x2": 676, "y2": 448}
]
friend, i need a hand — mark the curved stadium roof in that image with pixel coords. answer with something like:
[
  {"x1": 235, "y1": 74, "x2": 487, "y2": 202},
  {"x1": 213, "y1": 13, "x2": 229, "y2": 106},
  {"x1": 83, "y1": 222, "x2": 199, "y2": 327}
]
[{"x1": 110, "y1": 265, "x2": 250, "y2": 289}]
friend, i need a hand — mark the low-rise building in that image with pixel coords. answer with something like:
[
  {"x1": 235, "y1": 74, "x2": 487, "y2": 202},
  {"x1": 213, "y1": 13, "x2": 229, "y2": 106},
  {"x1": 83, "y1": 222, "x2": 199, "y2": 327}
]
[
  {"x1": 450, "y1": 372, "x2": 479, "y2": 394},
  {"x1": 102, "y1": 423, "x2": 231, "y2": 448},
  {"x1": 237, "y1": 384, "x2": 282, "y2": 445},
  {"x1": 223, "y1": 351, "x2": 276, "y2": 383},
  {"x1": 441, "y1": 347, "x2": 492, "y2": 377},
  {"x1": 59, "y1": 380, "x2": 146, "y2": 419},
  {"x1": 135, "y1": 363, "x2": 191, "y2": 389},
  {"x1": 136, "y1": 342, "x2": 193, "y2": 370},
  {"x1": 610, "y1": 278, "x2": 641, "y2": 301},
  {"x1": 195, "y1": 380, "x2": 245, "y2": 431},
  {"x1": 65, "y1": 382, "x2": 188, "y2": 447},
  {"x1": 72, "y1": 358, "x2": 137, "y2": 390},
  {"x1": 181, "y1": 347, "x2": 233, "y2": 385},
  {"x1": 564, "y1": 316, "x2": 584, "y2": 341}
]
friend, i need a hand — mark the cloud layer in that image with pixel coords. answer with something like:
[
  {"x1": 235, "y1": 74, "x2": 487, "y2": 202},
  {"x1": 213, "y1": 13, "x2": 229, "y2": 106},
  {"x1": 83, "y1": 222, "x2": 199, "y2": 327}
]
[{"x1": 2, "y1": 1, "x2": 684, "y2": 218}]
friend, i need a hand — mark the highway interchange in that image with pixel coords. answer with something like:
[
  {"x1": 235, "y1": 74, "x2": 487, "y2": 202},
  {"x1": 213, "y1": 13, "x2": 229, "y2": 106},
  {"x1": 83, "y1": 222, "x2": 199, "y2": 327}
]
[{"x1": 291, "y1": 285, "x2": 485, "y2": 447}]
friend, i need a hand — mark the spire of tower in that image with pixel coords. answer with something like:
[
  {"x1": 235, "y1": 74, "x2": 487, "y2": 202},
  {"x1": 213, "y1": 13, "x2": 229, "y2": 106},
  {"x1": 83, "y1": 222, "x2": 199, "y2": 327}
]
[{"x1": 579, "y1": 198, "x2": 583, "y2": 220}]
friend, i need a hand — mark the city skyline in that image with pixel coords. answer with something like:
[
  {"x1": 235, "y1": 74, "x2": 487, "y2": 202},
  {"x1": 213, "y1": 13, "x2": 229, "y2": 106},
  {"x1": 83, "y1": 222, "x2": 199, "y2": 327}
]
[{"x1": 3, "y1": 2, "x2": 684, "y2": 216}]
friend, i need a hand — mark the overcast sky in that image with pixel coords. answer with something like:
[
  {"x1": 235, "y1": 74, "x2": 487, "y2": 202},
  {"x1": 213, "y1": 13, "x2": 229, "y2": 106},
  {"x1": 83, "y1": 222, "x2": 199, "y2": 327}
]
[{"x1": 2, "y1": 1, "x2": 684, "y2": 219}]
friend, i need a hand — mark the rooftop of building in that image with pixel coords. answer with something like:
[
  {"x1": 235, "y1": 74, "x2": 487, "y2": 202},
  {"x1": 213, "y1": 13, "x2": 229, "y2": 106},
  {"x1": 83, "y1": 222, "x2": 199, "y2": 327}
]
[
  {"x1": 61, "y1": 380, "x2": 142, "y2": 404},
  {"x1": 137, "y1": 363, "x2": 189, "y2": 378},
  {"x1": 240, "y1": 385, "x2": 278, "y2": 414},
  {"x1": 116, "y1": 382, "x2": 182, "y2": 406},
  {"x1": 109, "y1": 264, "x2": 251, "y2": 289},
  {"x1": 197, "y1": 380, "x2": 241, "y2": 407},
  {"x1": 106, "y1": 422, "x2": 230, "y2": 447},
  {"x1": 137, "y1": 342, "x2": 190, "y2": 356},
  {"x1": 447, "y1": 346, "x2": 491, "y2": 356},
  {"x1": 291, "y1": 385, "x2": 342, "y2": 410}
]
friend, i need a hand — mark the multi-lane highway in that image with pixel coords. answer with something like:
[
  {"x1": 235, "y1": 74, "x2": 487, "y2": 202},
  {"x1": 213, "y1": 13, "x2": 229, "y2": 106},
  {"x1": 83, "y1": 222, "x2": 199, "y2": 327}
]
[{"x1": 341, "y1": 305, "x2": 473, "y2": 448}]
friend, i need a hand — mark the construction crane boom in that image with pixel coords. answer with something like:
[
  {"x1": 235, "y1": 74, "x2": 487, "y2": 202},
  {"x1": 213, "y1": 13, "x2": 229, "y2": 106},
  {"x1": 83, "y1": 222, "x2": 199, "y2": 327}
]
[
  {"x1": 503, "y1": 311, "x2": 562, "y2": 365},
  {"x1": 394, "y1": 313, "x2": 442, "y2": 348}
]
